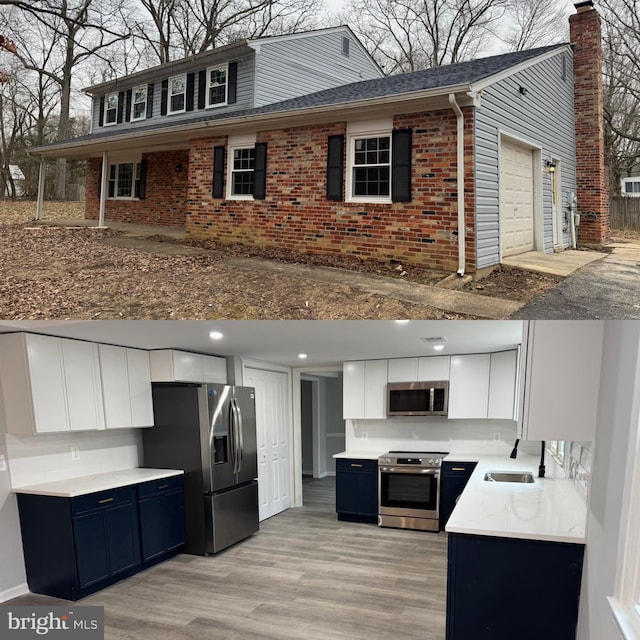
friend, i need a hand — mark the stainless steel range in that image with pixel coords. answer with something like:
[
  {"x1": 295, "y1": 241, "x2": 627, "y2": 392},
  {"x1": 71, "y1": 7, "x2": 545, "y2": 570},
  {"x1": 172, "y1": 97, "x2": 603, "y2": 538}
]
[{"x1": 378, "y1": 451, "x2": 447, "y2": 532}]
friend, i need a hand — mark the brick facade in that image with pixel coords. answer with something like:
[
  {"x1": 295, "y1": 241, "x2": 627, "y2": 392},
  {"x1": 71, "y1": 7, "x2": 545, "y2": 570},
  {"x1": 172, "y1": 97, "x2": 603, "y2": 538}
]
[
  {"x1": 86, "y1": 150, "x2": 189, "y2": 228},
  {"x1": 569, "y1": 1, "x2": 609, "y2": 245},
  {"x1": 185, "y1": 110, "x2": 476, "y2": 272}
]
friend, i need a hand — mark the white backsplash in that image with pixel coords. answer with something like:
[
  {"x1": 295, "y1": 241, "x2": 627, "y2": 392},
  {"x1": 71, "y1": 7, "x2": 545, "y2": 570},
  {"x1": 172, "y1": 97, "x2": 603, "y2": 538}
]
[
  {"x1": 5, "y1": 429, "x2": 142, "y2": 488},
  {"x1": 346, "y1": 417, "x2": 538, "y2": 456}
]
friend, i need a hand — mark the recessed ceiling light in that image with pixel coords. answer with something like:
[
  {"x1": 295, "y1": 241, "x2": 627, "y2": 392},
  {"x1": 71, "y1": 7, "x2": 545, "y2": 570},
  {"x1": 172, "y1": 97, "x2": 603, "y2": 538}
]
[
  {"x1": 433, "y1": 345, "x2": 445, "y2": 351},
  {"x1": 395, "y1": 320, "x2": 410, "y2": 324},
  {"x1": 298, "y1": 353, "x2": 308, "y2": 359},
  {"x1": 209, "y1": 331, "x2": 224, "y2": 340}
]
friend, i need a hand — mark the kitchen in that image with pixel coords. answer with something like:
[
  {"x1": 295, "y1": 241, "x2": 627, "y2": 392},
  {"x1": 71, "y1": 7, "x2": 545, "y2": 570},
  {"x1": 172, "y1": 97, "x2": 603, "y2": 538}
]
[{"x1": 0, "y1": 320, "x2": 638, "y2": 640}]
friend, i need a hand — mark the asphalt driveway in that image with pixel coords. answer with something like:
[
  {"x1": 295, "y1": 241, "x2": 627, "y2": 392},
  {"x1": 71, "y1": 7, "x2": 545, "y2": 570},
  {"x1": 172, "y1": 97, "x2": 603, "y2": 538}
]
[{"x1": 513, "y1": 241, "x2": 640, "y2": 319}]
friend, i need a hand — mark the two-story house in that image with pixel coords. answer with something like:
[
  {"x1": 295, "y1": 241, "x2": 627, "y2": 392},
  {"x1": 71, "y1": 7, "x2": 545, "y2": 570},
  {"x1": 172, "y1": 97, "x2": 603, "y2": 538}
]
[{"x1": 31, "y1": 2, "x2": 609, "y2": 275}]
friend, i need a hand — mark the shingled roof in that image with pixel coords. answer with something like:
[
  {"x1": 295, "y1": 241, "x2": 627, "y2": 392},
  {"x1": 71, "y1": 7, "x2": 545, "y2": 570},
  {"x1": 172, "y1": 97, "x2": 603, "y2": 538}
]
[{"x1": 33, "y1": 43, "x2": 568, "y2": 152}]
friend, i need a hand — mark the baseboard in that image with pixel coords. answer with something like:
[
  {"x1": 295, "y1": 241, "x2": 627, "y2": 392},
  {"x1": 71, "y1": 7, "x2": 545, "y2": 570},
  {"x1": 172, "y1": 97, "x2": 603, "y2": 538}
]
[{"x1": 0, "y1": 582, "x2": 29, "y2": 603}]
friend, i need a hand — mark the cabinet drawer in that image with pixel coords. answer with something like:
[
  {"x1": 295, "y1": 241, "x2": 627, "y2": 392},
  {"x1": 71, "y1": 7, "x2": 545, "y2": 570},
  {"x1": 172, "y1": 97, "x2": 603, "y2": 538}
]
[
  {"x1": 71, "y1": 486, "x2": 137, "y2": 516},
  {"x1": 336, "y1": 458, "x2": 378, "y2": 472},
  {"x1": 137, "y1": 475, "x2": 183, "y2": 499},
  {"x1": 443, "y1": 461, "x2": 477, "y2": 476}
]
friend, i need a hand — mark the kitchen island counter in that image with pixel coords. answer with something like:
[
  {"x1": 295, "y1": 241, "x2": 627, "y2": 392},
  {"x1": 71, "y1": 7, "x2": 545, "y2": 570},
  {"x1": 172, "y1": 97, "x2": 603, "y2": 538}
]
[{"x1": 444, "y1": 453, "x2": 586, "y2": 544}]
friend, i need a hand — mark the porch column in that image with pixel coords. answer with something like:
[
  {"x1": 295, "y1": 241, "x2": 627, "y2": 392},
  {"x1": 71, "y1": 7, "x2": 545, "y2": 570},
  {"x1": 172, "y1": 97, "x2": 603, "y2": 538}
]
[
  {"x1": 98, "y1": 151, "x2": 108, "y2": 227},
  {"x1": 35, "y1": 159, "x2": 46, "y2": 220}
]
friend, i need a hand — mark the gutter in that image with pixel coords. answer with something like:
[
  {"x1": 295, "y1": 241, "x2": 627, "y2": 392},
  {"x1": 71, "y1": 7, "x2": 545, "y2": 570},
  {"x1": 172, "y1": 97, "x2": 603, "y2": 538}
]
[
  {"x1": 30, "y1": 83, "x2": 473, "y2": 158},
  {"x1": 449, "y1": 93, "x2": 466, "y2": 276}
]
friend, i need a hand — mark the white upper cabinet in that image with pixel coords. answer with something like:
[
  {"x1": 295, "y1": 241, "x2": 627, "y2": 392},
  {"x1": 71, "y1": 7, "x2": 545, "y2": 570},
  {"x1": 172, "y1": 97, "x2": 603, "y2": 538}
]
[
  {"x1": 99, "y1": 345, "x2": 154, "y2": 429},
  {"x1": 0, "y1": 333, "x2": 105, "y2": 435},
  {"x1": 488, "y1": 350, "x2": 518, "y2": 420},
  {"x1": 518, "y1": 321, "x2": 604, "y2": 441},
  {"x1": 447, "y1": 354, "x2": 491, "y2": 419},
  {"x1": 150, "y1": 349, "x2": 227, "y2": 383},
  {"x1": 343, "y1": 360, "x2": 388, "y2": 419},
  {"x1": 387, "y1": 356, "x2": 450, "y2": 382}
]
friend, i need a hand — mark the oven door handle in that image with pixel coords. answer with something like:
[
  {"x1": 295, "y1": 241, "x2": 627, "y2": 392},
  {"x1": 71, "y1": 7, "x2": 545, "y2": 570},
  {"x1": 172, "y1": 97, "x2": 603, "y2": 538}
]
[{"x1": 379, "y1": 466, "x2": 439, "y2": 475}]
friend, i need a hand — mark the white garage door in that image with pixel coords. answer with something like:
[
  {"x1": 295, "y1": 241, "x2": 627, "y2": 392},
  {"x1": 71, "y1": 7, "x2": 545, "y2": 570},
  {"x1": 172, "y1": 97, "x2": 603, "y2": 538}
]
[{"x1": 500, "y1": 139, "x2": 534, "y2": 257}]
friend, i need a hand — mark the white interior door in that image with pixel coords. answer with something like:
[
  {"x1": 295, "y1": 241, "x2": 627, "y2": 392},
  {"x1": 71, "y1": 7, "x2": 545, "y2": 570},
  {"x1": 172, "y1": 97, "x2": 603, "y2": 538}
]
[
  {"x1": 244, "y1": 366, "x2": 290, "y2": 521},
  {"x1": 500, "y1": 138, "x2": 535, "y2": 257}
]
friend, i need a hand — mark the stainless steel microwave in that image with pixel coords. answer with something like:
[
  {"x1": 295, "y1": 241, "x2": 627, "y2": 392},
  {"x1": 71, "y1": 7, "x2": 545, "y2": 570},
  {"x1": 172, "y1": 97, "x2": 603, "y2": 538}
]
[{"x1": 386, "y1": 381, "x2": 449, "y2": 417}]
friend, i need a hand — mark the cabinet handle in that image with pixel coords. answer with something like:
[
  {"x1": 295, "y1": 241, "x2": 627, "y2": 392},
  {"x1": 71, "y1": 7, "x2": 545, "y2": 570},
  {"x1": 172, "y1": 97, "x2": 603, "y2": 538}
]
[
  {"x1": 350, "y1": 463, "x2": 363, "y2": 468},
  {"x1": 98, "y1": 497, "x2": 114, "y2": 504},
  {"x1": 451, "y1": 467, "x2": 467, "y2": 472},
  {"x1": 157, "y1": 484, "x2": 170, "y2": 490}
]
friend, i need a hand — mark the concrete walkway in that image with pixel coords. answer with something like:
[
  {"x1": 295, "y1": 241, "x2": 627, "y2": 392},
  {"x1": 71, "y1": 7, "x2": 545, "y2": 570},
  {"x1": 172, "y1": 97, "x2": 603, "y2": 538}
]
[{"x1": 502, "y1": 247, "x2": 606, "y2": 276}]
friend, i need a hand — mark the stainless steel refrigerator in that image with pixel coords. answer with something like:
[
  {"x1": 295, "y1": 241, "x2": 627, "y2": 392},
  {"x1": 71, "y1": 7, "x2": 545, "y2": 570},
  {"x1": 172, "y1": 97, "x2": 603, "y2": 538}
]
[{"x1": 143, "y1": 383, "x2": 259, "y2": 555}]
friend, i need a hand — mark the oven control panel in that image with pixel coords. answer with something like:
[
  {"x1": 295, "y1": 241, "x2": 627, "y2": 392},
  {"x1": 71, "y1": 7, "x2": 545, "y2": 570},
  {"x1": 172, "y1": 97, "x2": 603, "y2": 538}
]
[{"x1": 378, "y1": 453, "x2": 445, "y2": 468}]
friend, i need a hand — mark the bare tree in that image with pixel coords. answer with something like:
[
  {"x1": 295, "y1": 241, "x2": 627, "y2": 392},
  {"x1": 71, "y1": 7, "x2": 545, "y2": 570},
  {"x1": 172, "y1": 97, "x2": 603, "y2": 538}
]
[
  {"x1": 597, "y1": 0, "x2": 640, "y2": 193},
  {"x1": 342, "y1": 0, "x2": 508, "y2": 73},
  {"x1": 500, "y1": 0, "x2": 568, "y2": 52},
  {"x1": 1, "y1": 0, "x2": 130, "y2": 199},
  {"x1": 135, "y1": 0, "x2": 322, "y2": 64}
]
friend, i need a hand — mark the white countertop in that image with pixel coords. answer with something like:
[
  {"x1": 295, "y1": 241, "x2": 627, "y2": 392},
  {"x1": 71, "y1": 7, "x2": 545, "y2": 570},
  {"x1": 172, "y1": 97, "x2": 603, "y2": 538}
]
[
  {"x1": 334, "y1": 450, "x2": 587, "y2": 544},
  {"x1": 12, "y1": 468, "x2": 184, "y2": 498},
  {"x1": 445, "y1": 454, "x2": 587, "y2": 544}
]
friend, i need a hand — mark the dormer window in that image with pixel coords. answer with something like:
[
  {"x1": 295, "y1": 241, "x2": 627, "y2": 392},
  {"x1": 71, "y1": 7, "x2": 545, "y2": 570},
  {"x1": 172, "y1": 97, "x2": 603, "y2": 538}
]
[
  {"x1": 131, "y1": 85, "x2": 148, "y2": 121},
  {"x1": 206, "y1": 64, "x2": 228, "y2": 108},
  {"x1": 169, "y1": 74, "x2": 186, "y2": 114},
  {"x1": 104, "y1": 92, "x2": 118, "y2": 126}
]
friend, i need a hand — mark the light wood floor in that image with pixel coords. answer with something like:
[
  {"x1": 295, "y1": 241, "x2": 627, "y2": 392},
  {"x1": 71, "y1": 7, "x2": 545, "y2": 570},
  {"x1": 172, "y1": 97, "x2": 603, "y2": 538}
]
[{"x1": 7, "y1": 477, "x2": 448, "y2": 639}]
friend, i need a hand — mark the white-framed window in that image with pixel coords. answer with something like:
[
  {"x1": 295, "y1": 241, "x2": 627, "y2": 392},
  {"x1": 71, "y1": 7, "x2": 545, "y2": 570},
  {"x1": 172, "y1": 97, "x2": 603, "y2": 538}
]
[
  {"x1": 131, "y1": 85, "x2": 147, "y2": 121},
  {"x1": 608, "y1": 413, "x2": 640, "y2": 640},
  {"x1": 622, "y1": 177, "x2": 640, "y2": 197},
  {"x1": 228, "y1": 146, "x2": 256, "y2": 199},
  {"x1": 107, "y1": 162, "x2": 142, "y2": 199},
  {"x1": 346, "y1": 120, "x2": 393, "y2": 203},
  {"x1": 546, "y1": 440, "x2": 566, "y2": 466},
  {"x1": 169, "y1": 74, "x2": 186, "y2": 114},
  {"x1": 104, "y1": 92, "x2": 118, "y2": 126},
  {"x1": 206, "y1": 63, "x2": 228, "y2": 108}
]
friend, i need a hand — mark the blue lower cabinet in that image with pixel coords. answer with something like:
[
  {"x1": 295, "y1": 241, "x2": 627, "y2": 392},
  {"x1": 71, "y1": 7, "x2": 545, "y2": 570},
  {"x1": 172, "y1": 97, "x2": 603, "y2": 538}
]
[
  {"x1": 138, "y1": 476, "x2": 185, "y2": 564},
  {"x1": 440, "y1": 461, "x2": 478, "y2": 530},
  {"x1": 17, "y1": 478, "x2": 184, "y2": 601},
  {"x1": 335, "y1": 458, "x2": 378, "y2": 523},
  {"x1": 446, "y1": 532, "x2": 585, "y2": 640}
]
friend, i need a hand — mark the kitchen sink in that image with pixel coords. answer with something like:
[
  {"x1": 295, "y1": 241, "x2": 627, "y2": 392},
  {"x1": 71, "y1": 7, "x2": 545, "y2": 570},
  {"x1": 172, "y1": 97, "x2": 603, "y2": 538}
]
[{"x1": 483, "y1": 472, "x2": 535, "y2": 483}]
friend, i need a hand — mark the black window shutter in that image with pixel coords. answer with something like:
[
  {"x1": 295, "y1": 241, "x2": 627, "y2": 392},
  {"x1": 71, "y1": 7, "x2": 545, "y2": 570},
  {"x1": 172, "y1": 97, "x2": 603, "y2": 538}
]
[
  {"x1": 198, "y1": 70, "x2": 206, "y2": 109},
  {"x1": 392, "y1": 128, "x2": 412, "y2": 203},
  {"x1": 212, "y1": 146, "x2": 225, "y2": 198},
  {"x1": 146, "y1": 83, "x2": 154, "y2": 118},
  {"x1": 253, "y1": 142, "x2": 267, "y2": 200},
  {"x1": 160, "y1": 79, "x2": 168, "y2": 116},
  {"x1": 326, "y1": 135, "x2": 345, "y2": 201},
  {"x1": 125, "y1": 89, "x2": 132, "y2": 122},
  {"x1": 228, "y1": 62, "x2": 238, "y2": 104},
  {"x1": 98, "y1": 96, "x2": 105, "y2": 127},
  {"x1": 116, "y1": 91, "x2": 125, "y2": 124},
  {"x1": 137, "y1": 159, "x2": 148, "y2": 199},
  {"x1": 186, "y1": 73, "x2": 195, "y2": 111}
]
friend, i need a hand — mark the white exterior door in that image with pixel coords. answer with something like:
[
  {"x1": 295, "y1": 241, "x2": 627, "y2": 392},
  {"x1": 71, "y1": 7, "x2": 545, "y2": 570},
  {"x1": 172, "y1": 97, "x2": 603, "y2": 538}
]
[
  {"x1": 500, "y1": 138, "x2": 535, "y2": 257},
  {"x1": 244, "y1": 366, "x2": 290, "y2": 521}
]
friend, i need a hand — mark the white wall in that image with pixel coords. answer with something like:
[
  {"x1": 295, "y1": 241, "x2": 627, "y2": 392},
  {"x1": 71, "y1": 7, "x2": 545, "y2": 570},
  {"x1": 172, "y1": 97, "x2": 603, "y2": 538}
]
[{"x1": 577, "y1": 321, "x2": 640, "y2": 640}]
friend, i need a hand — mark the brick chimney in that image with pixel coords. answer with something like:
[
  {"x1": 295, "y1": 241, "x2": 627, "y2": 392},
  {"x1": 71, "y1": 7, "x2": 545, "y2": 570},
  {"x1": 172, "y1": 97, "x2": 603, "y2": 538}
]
[{"x1": 569, "y1": 0, "x2": 609, "y2": 246}]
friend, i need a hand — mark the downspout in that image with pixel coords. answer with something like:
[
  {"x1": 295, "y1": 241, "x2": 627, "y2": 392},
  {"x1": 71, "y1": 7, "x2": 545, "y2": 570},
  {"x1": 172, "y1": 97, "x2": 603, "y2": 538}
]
[
  {"x1": 449, "y1": 93, "x2": 466, "y2": 276},
  {"x1": 98, "y1": 151, "x2": 108, "y2": 228},
  {"x1": 36, "y1": 159, "x2": 45, "y2": 221}
]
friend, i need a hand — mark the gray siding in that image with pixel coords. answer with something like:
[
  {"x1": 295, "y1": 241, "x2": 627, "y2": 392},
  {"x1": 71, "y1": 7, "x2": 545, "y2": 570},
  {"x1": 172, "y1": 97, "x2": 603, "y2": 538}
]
[
  {"x1": 474, "y1": 50, "x2": 576, "y2": 269},
  {"x1": 91, "y1": 54, "x2": 256, "y2": 135},
  {"x1": 253, "y1": 30, "x2": 383, "y2": 107}
]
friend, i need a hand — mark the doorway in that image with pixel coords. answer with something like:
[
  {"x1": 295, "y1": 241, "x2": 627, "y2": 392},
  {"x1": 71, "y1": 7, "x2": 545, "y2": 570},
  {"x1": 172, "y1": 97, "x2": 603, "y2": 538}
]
[{"x1": 300, "y1": 371, "x2": 344, "y2": 478}]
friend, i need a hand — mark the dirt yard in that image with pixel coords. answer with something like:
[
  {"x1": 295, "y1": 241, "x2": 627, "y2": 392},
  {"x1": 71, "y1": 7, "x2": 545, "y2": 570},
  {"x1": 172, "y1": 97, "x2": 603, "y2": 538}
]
[{"x1": 0, "y1": 201, "x2": 477, "y2": 320}]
